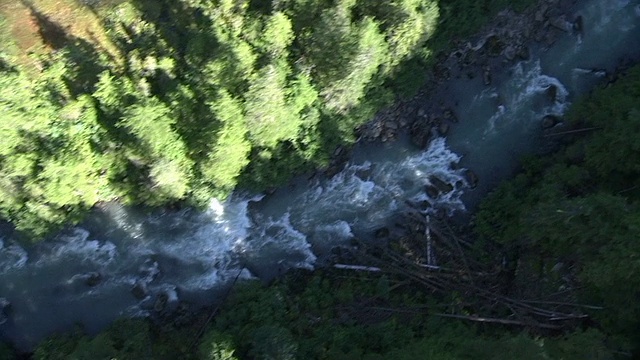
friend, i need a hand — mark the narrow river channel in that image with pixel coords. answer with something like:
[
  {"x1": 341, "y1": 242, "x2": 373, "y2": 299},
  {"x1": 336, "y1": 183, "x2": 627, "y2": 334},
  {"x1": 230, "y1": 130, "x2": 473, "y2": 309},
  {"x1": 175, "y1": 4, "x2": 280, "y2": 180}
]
[{"x1": 1, "y1": 0, "x2": 639, "y2": 350}]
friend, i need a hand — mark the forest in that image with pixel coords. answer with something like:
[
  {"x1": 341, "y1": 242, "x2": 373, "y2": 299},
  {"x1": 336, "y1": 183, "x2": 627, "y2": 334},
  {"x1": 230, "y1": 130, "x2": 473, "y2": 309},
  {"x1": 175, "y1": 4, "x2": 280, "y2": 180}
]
[{"x1": 1, "y1": 0, "x2": 639, "y2": 358}]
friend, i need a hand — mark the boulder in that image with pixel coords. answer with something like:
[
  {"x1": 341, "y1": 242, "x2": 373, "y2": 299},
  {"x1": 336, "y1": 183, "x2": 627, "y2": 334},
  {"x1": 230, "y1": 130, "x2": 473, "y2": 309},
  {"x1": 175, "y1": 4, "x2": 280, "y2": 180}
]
[
  {"x1": 425, "y1": 185, "x2": 440, "y2": 199},
  {"x1": 84, "y1": 272, "x2": 102, "y2": 287},
  {"x1": 483, "y1": 68, "x2": 492, "y2": 86},
  {"x1": 154, "y1": 292, "x2": 169, "y2": 312},
  {"x1": 131, "y1": 281, "x2": 149, "y2": 300},
  {"x1": 573, "y1": 15, "x2": 584, "y2": 34},
  {"x1": 550, "y1": 16, "x2": 571, "y2": 32},
  {"x1": 484, "y1": 35, "x2": 504, "y2": 57},
  {"x1": 504, "y1": 46, "x2": 516, "y2": 61},
  {"x1": 429, "y1": 176, "x2": 454, "y2": 194},
  {"x1": 0, "y1": 298, "x2": 10, "y2": 325},
  {"x1": 443, "y1": 108, "x2": 458, "y2": 123},
  {"x1": 545, "y1": 85, "x2": 558, "y2": 102},
  {"x1": 410, "y1": 121, "x2": 433, "y2": 149},
  {"x1": 464, "y1": 169, "x2": 479, "y2": 189},
  {"x1": 438, "y1": 122, "x2": 450, "y2": 135},
  {"x1": 374, "y1": 227, "x2": 390, "y2": 239},
  {"x1": 542, "y1": 115, "x2": 560, "y2": 129},
  {"x1": 517, "y1": 46, "x2": 530, "y2": 60}
]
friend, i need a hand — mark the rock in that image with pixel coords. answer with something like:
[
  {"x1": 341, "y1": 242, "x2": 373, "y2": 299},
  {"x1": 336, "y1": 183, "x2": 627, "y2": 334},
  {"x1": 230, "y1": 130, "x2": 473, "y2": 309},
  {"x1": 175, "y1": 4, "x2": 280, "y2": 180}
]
[
  {"x1": 385, "y1": 121, "x2": 398, "y2": 130},
  {"x1": 485, "y1": 35, "x2": 504, "y2": 57},
  {"x1": 535, "y1": 10, "x2": 545, "y2": 22},
  {"x1": 504, "y1": 46, "x2": 516, "y2": 61},
  {"x1": 325, "y1": 165, "x2": 342, "y2": 178},
  {"x1": 425, "y1": 185, "x2": 440, "y2": 199},
  {"x1": 438, "y1": 122, "x2": 450, "y2": 135},
  {"x1": 429, "y1": 176, "x2": 454, "y2": 194},
  {"x1": 410, "y1": 121, "x2": 433, "y2": 149},
  {"x1": 131, "y1": 281, "x2": 149, "y2": 300},
  {"x1": 417, "y1": 108, "x2": 426, "y2": 118},
  {"x1": 517, "y1": 46, "x2": 530, "y2": 60},
  {"x1": 85, "y1": 272, "x2": 102, "y2": 287},
  {"x1": 375, "y1": 227, "x2": 390, "y2": 239},
  {"x1": 550, "y1": 16, "x2": 571, "y2": 32},
  {"x1": 545, "y1": 85, "x2": 558, "y2": 102},
  {"x1": 0, "y1": 298, "x2": 10, "y2": 325},
  {"x1": 443, "y1": 108, "x2": 458, "y2": 123},
  {"x1": 542, "y1": 115, "x2": 560, "y2": 129},
  {"x1": 464, "y1": 169, "x2": 479, "y2": 189},
  {"x1": 483, "y1": 68, "x2": 492, "y2": 85},
  {"x1": 154, "y1": 292, "x2": 169, "y2": 312},
  {"x1": 573, "y1": 15, "x2": 584, "y2": 33}
]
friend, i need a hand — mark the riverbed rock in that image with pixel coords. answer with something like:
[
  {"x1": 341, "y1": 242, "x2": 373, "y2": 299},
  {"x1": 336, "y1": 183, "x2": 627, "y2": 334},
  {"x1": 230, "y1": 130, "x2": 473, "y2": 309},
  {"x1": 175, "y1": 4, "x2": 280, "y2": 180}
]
[
  {"x1": 546, "y1": 84, "x2": 558, "y2": 102},
  {"x1": 425, "y1": 185, "x2": 440, "y2": 199},
  {"x1": 485, "y1": 35, "x2": 504, "y2": 57},
  {"x1": 517, "y1": 46, "x2": 530, "y2": 60},
  {"x1": 131, "y1": 281, "x2": 149, "y2": 300},
  {"x1": 154, "y1": 292, "x2": 169, "y2": 312},
  {"x1": 504, "y1": 45, "x2": 516, "y2": 61},
  {"x1": 542, "y1": 115, "x2": 560, "y2": 129},
  {"x1": 483, "y1": 68, "x2": 492, "y2": 85},
  {"x1": 375, "y1": 227, "x2": 390, "y2": 239},
  {"x1": 573, "y1": 15, "x2": 584, "y2": 34},
  {"x1": 84, "y1": 272, "x2": 102, "y2": 287},
  {"x1": 0, "y1": 298, "x2": 10, "y2": 325},
  {"x1": 464, "y1": 169, "x2": 479, "y2": 189},
  {"x1": 410, "y1": 121, "x2": 434, "y2": 149},
  {"x1": 443, "y1": 108, "x2": 458, "y2": 123},
  {"x1": 429, "y1": 176, "x2": 454, "y2": 194},
  {"x1": 550, "y1": 16, "x2": 571, "y2": 32},
  {"x1": 438, "y1": 122, "x2": 450, "y2": 135}
]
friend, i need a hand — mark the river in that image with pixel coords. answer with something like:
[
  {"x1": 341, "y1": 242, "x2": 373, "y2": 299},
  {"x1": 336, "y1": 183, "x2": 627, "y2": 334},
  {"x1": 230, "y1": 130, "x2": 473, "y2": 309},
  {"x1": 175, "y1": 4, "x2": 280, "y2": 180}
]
[{"x1": 1, "y1": 0, "x2": 639, "y2": 350}]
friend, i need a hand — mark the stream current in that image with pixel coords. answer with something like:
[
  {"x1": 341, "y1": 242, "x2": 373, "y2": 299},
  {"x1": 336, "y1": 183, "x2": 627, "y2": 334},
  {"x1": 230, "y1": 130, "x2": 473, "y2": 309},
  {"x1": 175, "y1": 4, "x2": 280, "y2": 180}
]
[{"x1": 1, "y1": 0, "x2": 639, "y2": 350}]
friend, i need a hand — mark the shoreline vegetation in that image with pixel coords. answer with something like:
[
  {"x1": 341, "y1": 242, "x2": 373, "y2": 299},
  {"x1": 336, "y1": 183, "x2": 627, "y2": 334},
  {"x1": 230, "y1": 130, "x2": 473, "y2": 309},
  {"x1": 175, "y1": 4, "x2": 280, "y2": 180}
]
[{"x1": 2, "y1": 0, "x2": 640, "y2": 358}]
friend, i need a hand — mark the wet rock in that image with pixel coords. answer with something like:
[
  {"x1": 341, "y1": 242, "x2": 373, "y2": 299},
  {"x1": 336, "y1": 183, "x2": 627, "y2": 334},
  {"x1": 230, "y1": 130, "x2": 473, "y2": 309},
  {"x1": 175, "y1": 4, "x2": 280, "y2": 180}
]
[
  {"x1": 464, "y1": 169, "x2": 479, "y2": 189},
  {"x1": 443, "y1": 108, "x2": 458, "y2": 123},
  {"x1": 385, "y1": 121, "x2": 398, "y2": 130},
  {"x1": 410, "y1": 121, "x2": 434, "y2": 149},
  {"x1": 153, "y1": 288, "x2": 179, "y2": 314},
  {"x1": 483, "y1": 68, "x2": 492, "y2": 85},
  {"x1": 546, "y1": 85, "x2": 558, "y2": 102},
  {"x1": 131, "y1": 281, "x2": 149, "y2": 300},
  {"x1": 425, "y1": 185, "x2": 440, "y2": 199},
  {"x1": 84, "y1": 272, "x2": 102, "y2": 287},
  {"x1": 417, "y1": 108, "x2": 426, "y2": 118},
  {"x1": 0, "y1": 298, "x2": 10, "y2": 325},
  {"x1": 438, "y1": 122, "x2": 450, "y2": 135},
  {"x1": 573, "y1": 15, "x2": 584, "y2": 34},
  {"x1": 504, "y1": 46, "x2": 516, "y2": 61},
  {"x1": 550, "y1": 16, "x2": 571, "y2": 32},
  {"x1": 429, "y1": 176, "x2": 454, "y2": 194},
  {"x1": 485, "y1": 35, "x2": 504, "y2": 57},
  {"x1": 542, "y1": 115, "x2": 560, "y2": 129},
  {"x1": 517, "y1": 46, "x2": 530, "y2": 60},
  {"x1": 375, "y1": 227, "x2": 390, "y2": 239},
  {"x1": 325, "y1": 165, "x2": 342, "y2": 178}
]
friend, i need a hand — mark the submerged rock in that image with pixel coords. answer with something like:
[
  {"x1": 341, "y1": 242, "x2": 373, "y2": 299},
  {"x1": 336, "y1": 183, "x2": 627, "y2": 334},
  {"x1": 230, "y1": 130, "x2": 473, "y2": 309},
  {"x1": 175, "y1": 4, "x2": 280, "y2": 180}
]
[
  {"x1": 131, "y1": 281, "x2": 149, "y2": 300},
  {"x1": 429, "y1": 176, "x2": 454, "y2": 194},
  {"x1": 542, "y1": 115, "x2": 561, "y2": 129},
  {"x1": 464, "y1": 169, "x2": 479, "y2": 189},
  {"x1": 0, "y1": 298, "x2": 10, "y2": 325},
  {"x1": 573, "y1": 15, "x2": 584, "y2": 34},
  {"x1": 84, "y1": 272, "x2": 102, "y2": 287},
  {"x1": 483, "y1": 68, "x2": 492, "y2": 85}
]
